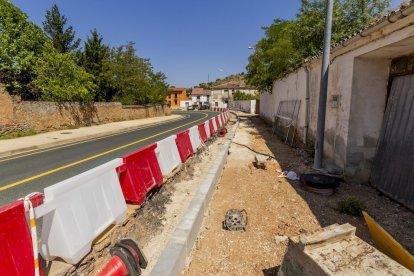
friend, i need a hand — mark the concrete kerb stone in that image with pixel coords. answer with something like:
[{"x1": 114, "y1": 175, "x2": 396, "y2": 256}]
[{"x1": 150, "y1": 119, "x2": 239, "y2": 276}]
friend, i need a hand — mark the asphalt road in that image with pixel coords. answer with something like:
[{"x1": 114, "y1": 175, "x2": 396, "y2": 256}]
[{"x1": 0, "y1": 111, "x2": 218, "y2": 206}]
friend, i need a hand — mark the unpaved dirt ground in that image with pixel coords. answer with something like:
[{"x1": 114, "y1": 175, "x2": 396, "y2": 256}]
[{"x1": 184, "y1": 115, "x2": 414, "y2": 275}]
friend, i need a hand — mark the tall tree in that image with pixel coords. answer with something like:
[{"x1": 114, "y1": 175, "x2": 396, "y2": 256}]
[
  {"x1": 246, "y1": 0, "x2": 391, "y2": 92},
  {"x1": 43, "y1": 4, "x2": 80, "y2": 53},
  {"x1": 78, "y1": 29, "x2": 110, "y2": 101},
  {"x1": 0, "y1": 0, "x2": 48, "y2": 98},
  {"x1": 33, "y1": 44, "x2": 96, "y2": 102},
  {"x1": 103, "y1": 42, "x2": 168, "y2": 105}
]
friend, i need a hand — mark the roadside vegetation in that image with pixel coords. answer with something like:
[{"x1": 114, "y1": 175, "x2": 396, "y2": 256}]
[
  {"x1": 0, "y1": 1, "x2": 168, "y2": 105},
  {"x1": 337, "y1": 197, "x2": 367, "y2": 217},
  {"x1": 246, "y1": 0, "x2": 391, "y2": 92},
  {"x1": 232, "y1": 90, "x2": 259, "y2": 100}
]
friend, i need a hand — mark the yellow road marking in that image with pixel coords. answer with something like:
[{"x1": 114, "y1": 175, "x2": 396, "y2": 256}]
[
  {"x1": 0, "y1": 115, "x2": 188, "y2": 163},
  {"x1": 0, "y1": 112, "x2": 209, "y2": 192}
]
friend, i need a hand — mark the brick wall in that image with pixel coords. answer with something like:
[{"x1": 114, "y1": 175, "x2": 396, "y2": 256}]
[{"x1": 0, "y1": 84, "x2": 171, "y2": 134}]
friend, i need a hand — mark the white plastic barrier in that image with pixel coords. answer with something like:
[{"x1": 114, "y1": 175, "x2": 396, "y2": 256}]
[
  {"x1": 189, "y1": 125, "x2": 202, "y2": 150},
  {"x1": 34, "y1": 159, "x2": 127, "y2": 264},
  {"x1": 212, "y1": 118, "x2": 218, "y2": 132},
  {"x1": 155, "y1": 135, "x2": 182, "y2": 177},
  {"x1": 204, "y1": 121, "x2": 211, "y2": 138},
  {"x1": 218, "y1": 115, "x2": 223, "y2": 128}
]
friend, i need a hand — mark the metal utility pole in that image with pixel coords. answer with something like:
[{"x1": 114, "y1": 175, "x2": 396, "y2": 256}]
[{"x1": 314, "y1": 0, "x2": 334, "y2": 169}]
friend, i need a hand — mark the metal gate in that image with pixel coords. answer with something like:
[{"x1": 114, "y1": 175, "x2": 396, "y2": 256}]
[{"x1": 371, "y1": 74, "x2": 414, "y2": 211}]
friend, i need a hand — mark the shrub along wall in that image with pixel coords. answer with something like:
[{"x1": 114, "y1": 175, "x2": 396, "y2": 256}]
[{"x1": 0, "y1": 84, "x2": 170, "y2": 135}]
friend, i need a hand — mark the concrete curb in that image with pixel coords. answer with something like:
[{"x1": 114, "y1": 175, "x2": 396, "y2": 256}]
[
  {"x1": 150, "y1": 119, "x2": 239, "y2": 276},
  {"x1": 0, "y1": 115, "x2": 185, "y2": 159}
]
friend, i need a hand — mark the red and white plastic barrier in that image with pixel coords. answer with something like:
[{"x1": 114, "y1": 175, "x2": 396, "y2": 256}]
[
  {"x1": 0, "y1": 194, "x2": 43, "y2": 275},
  {"x1": 34, "y1": 159, "x2": 127, "y2": 264},
  {"x1": 0, "y1": 111, "x2": 231, "y2": 270}
]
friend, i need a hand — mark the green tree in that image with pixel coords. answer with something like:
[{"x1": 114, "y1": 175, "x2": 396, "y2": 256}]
[
  {"x1": 78, "y1": 29, "x2": 111, "y2": 101},
  {"x1": 233, "y1": 90, "x2": 258, "y2": 100},
  {"x1": 104, "y1": 42, "x2": 168, "y2": 105},
  {"x1": 33, "y1": 44, "x2": 96, "y2": 102},
  {"x1": 246, "y1": 20, "x2": 300, "y2": 92},
  {"x1": 43, "y1": 4, "x2": 81, "y2": 53},
  {"x1": 246, "y1": 0, "x2": 390, "y2": 92},
  {"x1": 0, "y1": 0, "x2": 48, "y2": 98}
]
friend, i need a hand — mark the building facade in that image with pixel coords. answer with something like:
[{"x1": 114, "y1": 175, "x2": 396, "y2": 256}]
[
  {"x1": 210, "y1": 86, "x2": 258, "y2": 108},
  {"x1": 190, "y1": 88, "x2": 210, "y2": 107},
  {"x1": 259, "y1": 4, "x2": 414, "y2": 210},
  {"x1": 166, "y1": 87, "x2": 188, "y2": 109}
]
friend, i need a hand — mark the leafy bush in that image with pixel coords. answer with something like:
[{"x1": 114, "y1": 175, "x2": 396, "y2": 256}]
[
  {"x1": 337, "y1": 197, "x2": 367, "y2": 217},
  {"x1": 0, "y1": 129, "x2": 38, "y2": 140},
  {"x1": 246, "y1": 0, "x2": 391, "y2": 92}
]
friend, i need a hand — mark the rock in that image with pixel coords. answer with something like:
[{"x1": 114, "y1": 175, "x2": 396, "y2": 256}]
[
  {"x1": 274, "y1": 235, "x2": 289, "y2": 242},
  {"x1": 254, "y1": 154, "x2": 267, "y2": 169}
]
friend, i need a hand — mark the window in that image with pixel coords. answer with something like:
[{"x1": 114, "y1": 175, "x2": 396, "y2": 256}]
[
  {"x1": 197, "y1": 96, "x2": 200, "y2": 100},
  {"x1": 174, "y1": 93, "x2": 178, "y2": 98}
]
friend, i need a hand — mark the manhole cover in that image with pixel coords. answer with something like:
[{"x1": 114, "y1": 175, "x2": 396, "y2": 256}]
[{"x1": 60, "y1": 132, "x2": 72, "y2": 134}]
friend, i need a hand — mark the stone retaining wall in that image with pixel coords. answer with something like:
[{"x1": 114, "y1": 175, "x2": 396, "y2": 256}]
[{"x1": 0, "y1": 84, "x2": 171, "y2": 134}]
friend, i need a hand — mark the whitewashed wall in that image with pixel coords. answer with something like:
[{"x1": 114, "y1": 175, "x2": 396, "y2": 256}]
[
  {"x1": 229, "y1": 100, "x2": 257, "y2": 114},
  {"x1": 260, "y1": 15, "x2": 414, "y2": 181}
]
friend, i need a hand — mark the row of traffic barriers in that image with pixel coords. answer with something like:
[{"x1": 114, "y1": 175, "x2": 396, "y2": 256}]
[
  {"x1": 210, "y1": 107, "x2": 227, "y2": 112},
  {"x1": 0, "y1": 110, "x2": 230, "y2": 275}
]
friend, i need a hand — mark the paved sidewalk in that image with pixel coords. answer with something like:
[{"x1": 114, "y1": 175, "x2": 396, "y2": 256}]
[{"x1": 0, "y1": 114, "x2": 184, "y2": 158}]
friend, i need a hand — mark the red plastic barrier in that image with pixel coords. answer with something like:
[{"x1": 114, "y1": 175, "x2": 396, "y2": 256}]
[
  {"x1": 197, "y1": 123, "x2": 208, "y2": 143},
  {"x1": 220, "y1": 114, "x2": 225, "y2": 125},
  {"x1": 175, "y1": 130, "x2": 194, "y2": 162},
  {"x1": 0, "y1": 201, "x2": 36, "y2": 275},
  {"x1": 117, "y1": 144, "x2": 163, "y2": 205},
  {"x1": 215, "y1": 116, "x2": 221, "y2": 129},
  {"x1": 209, "y1": 119, "x2": 215, "y2": 136}
]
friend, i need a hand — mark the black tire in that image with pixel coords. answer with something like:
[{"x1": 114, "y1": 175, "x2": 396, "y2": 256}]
[
  {"x1": 300, "y1": 173, "x2": 341, "y2": 189},
  {"x1": 119, "y1": 238, "x2": 148, "y2": 269}
]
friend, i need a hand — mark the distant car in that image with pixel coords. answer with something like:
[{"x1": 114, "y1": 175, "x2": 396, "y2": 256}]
[
  {"x1": 187, "y1": 105, "x2": 195, "y2": 111},
  {"x1": 200, "y1": 104, "x2": 210, "y2": 110}
]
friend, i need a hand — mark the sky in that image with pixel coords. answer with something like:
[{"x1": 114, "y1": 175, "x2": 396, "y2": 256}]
[{"x1": 11, "y1": 0, "x2": 402, "y2": 88}]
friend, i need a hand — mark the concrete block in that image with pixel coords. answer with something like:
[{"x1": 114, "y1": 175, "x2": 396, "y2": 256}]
[
  {"x1": 278, "y1": 223, "x2": 413, "y2": 276},
  {"x1": 254, "y1": 154, "x2": 267, "y2": 169}
]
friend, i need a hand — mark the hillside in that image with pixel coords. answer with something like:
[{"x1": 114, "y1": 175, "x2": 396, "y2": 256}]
[{"x1": 197, "y1": 73, "x2": 254, "y2": 90}]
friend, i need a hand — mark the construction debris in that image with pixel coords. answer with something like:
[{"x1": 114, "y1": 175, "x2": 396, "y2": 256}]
[
  {"x1": 254, "y1": 154, "x2": 267, "y2": 169},
  {"x1": 278, "y1": 224, "x2": 413, "y2": 275},
  {"x1": 223, "y1": 209, "x2": 247, "y2": 231}
]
